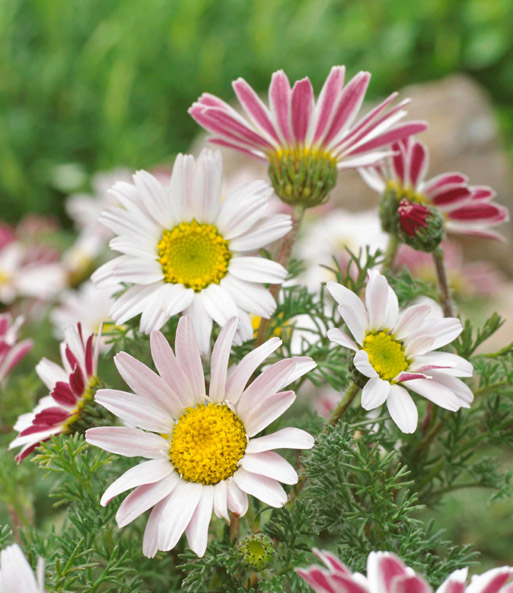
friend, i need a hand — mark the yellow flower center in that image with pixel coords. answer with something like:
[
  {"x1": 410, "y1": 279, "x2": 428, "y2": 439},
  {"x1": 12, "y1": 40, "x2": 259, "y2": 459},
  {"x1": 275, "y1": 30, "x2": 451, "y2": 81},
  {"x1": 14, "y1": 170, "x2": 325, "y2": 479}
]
[
  {"x1": 273, "y1": 146, "x2": 337, "y2": 165},
  {"x1": 157, "y1": 220, "x2": 231, "y2": 292},
  {"x1": 362, "y1": 331, "x2": 410, "y2": 382},
  {"x1": 387, "y1": 180, "x2": 426, "y2": 204},
  {"x1": 62, "y1": 377, "x2": 99, "y2": 432},
  {"x1": 0, "y1": 270, "x2": 12, "y2": 285},
  {"x1": 170, "y1": 403, "x2": 247, "y2": 485}
]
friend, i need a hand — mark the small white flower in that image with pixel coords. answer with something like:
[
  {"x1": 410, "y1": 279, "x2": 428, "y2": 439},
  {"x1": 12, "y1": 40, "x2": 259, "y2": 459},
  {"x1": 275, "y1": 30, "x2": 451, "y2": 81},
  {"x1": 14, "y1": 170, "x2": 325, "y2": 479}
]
[
  {"x1": 86, "y1": 316, "x2": 315, "y2": 558},
  {"x1": 327, "y1": 270, "x2": 473, "y2": 433},
  {"x1": 92, "y1": 149, "x2": 292, "y2": 351},
  {"x1": 0, "y1": 544, "x2": 45, "y2": 592}
]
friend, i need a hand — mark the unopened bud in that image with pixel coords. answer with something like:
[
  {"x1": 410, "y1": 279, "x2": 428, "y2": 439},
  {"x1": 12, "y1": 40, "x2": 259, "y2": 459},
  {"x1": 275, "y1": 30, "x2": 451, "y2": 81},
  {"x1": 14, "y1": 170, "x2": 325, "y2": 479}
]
[
  {"x1": 397, "y1": 199, "x2": 444, "y2": 252},
  {"x1": 238, "y1": 533, "x2": 275, "y2": 571}
]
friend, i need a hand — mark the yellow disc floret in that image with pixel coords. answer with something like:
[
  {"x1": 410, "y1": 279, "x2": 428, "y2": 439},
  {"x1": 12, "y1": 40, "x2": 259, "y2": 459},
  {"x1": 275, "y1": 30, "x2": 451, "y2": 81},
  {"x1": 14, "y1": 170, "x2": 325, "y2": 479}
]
[
  {"x1": 170, "y1": 403, "x2": 247, "y2": 485},
  {"x1": 158, "y1": 220, "x2": 231, "y2": 292},
  {"x1": 387, "y1": 180, "x2": 426, "y2": 204},
  {"x1": 363, "y1": 331, "x2": 410, "y2": 382}
]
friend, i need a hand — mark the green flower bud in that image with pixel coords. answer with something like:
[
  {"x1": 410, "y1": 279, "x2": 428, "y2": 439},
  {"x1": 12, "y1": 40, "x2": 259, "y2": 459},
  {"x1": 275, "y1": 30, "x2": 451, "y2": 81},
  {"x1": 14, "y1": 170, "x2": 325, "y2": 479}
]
[
  {"x1": 238, "y1": 533, "x2": 275, "y2": 571},
  {"x1": 397, "y1": 199, "x2": 445, "y2": 252}
]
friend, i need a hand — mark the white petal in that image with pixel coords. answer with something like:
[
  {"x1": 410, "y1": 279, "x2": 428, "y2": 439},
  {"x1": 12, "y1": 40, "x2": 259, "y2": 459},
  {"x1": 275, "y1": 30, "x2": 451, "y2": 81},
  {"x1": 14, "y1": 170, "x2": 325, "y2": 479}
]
[
  {"x1": 326, "y1": 282, "x2": 368, "y2": 344},
  {"x1": 353, "y1": 350, "x2": 378, "y2": 378},
  {"x1": 133, "y1": 170, "x2": 174, "y2": 228},
  {"x1": 109, "y1": 283, "x2": 161, "y2": 325},
  {"x1": 221, "y1": 276, "x2": 276, "y2": 318},
  {"x1": 405, "y1": 378, "x2": 467, "y2": 411},
  {"x1": 86, "y1": 427, "x2": 169, "y2": 459},
  {"x1": 158, "y1": 481, "x2": 203, "y2": 551},
  {"x1": 410, "y1": 352, "x2": 473, "y2": 378},
  {"x1": 226, "y1": 480, "x2": 248, "y2": 517},
  {"x1": 201, "y1": 283, "x2": 240, "y2": 325},
  {"x1": 185, "y1": 486, "x2": 215, "y2": 557},
  {"x1": 143, "y1": 497, "x2": 169, "y2": 558},
  {"x1": 365, "y1": 270, "x2": 390, "y2": 329},
  {"x1": 386, "y1": 385, "x2": 418, "y2": 433},
  {"x1": 209, "y1": 317, "x2": 238, "y2": 403},
  {"x1": 327, "y1": 327, "x2": 358, "y2": 351},
  {"x1": 169, "y1": 153, "x2": 196, "y2": 221},
  {"x1": 233, "y1": 468, "x2": 287, "y2": 507},
  {"x1": 213, "y1": 480, "x2": 230, "y2": 523},
  {"x1": 186, "y1": 296, "x2": 213, "y2": 355},
  {"x1": 241, "y1": 390, "x2": 296, "y2": 437},
  {"x1": 229, "y1": 215, "x2": 292, "y2": 251},
  {"x1": 393, "y1": 304, "x2": 432, "y2": 340},
  {"x1": 404, "y1": 335, "x2": 435, "y2": 358},
  {"x1": 361, "y1": 377, "x2": 390, "y2": 410},
  {"x1": 191, "y1": 149, "x2": 222, "y2": 223},
  {"x1": 241, "y1": 451, "x2": 298, "y2": 485},
  {"x1": 229, "y1": 257, "x2": 287, "y2": 284},
  {"x1": 246, "y1": 427, "x2": 314, "y2": 454},
  {"x1": 100, "y1": 459, "x2": 173, "y2": 506},
  {"x1": 175, "y1": 316, "x2": 206, "y2": 403}
]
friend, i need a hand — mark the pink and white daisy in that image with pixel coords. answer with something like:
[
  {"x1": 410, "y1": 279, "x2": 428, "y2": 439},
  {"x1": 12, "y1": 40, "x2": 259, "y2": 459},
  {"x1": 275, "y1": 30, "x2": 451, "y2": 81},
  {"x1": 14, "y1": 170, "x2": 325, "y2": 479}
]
[
  {"x1": 360, "y1": 138, "x2": 509, "y2": 241},
  {"x1": 92, "y1": 149, "x2": 291, "y2": 351},
  {"x1": 10, "y1": 323, "x2": 100, "y2": 462},
  {"x1": 0, "y1": 314, "x2": 33, "y2": 384},
  {"x1": 327, "y1": 270, "x2": 473, "y2": 433},
  {"x1": 86, "y1": 316, "x2": 315, "y2": 558},
  {"x1": 189, "y1": 67, "x2": 427, "y2": 171},
  {"x1": 297, "y1": 549, "x2": 513, "y2": 593},
  {"x1": 0, "y1": 544, "x2": 45, "y2": 592}
]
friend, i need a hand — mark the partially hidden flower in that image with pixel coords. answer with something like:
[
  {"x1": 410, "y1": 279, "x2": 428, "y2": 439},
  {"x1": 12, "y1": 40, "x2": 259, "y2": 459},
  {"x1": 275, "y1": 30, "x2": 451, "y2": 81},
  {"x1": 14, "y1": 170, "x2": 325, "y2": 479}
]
[
  {"x1": 0, "y1": 544, "x2": 45, "y2": 592},
  {"x1": 297, "y1": 549, "x2": 513, "y2": 593},
  {"x1": 0, "y1": 314, "x2": 33, "y2": 384},
  {"x1": 10, "y1": 324, "x2": 101, "y2": 462},
  {"x1": 397, "y1": 199, "x2": 445, "y2": 252},
  {"x1": 327, "y1": 270, "x2": 473, "y2": 433},
  {"x1": 190, "y1": 67, "x2": 427, "y2": 207},
  {"x1": 92, "y1": 149, "x2": 291, "y2": 351},
  {"x1": 361, "y1": 138, "x2": 509, "y2": 241},
  {"x1": 86, "y1": 316, "x2": 315, "y2": 557}
]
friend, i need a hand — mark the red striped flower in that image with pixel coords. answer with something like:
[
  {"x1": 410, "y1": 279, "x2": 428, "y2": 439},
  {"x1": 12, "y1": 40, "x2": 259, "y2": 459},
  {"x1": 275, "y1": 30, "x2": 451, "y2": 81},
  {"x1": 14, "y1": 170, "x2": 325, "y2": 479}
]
[
  {"x1": 361, "y1": 138, "x2": 509, "y2": 240},
  {"x1": 10, "y1": 323, "x2": 100, "y2": 462}
]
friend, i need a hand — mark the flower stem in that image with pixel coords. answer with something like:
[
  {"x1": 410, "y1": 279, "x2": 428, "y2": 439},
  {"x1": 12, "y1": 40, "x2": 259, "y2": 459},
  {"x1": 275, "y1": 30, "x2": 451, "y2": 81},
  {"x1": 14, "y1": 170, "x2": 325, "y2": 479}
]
[
  {"x1": 255, "y1": 205, "x2": 305, "y2": 347},
  {"x1": 381, "y1": 234, "x2": 400, "y2": 271},
  {"x1": 328, "y1": 382, "x2": 360, "y2": 426},
  {"x1": 432, "y1": 247, "x2": 455, "y2": 317}
]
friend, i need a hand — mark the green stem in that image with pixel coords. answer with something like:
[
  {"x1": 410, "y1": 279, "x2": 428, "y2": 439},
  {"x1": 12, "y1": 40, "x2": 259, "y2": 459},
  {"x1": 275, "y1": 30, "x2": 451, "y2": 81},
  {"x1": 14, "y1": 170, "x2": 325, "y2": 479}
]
[
  {"x1": 328, "y1": 382, "x2": 361, "y2": 426},
  {"x1": 381, "y1": 234, "x2": 400, "y2": 271},
  {"x1": 255, "y1": 205, "x2": 305, "y2": 347},
  {"x1": 432, "y1": 247, "x2": 455, "y2": 317}
]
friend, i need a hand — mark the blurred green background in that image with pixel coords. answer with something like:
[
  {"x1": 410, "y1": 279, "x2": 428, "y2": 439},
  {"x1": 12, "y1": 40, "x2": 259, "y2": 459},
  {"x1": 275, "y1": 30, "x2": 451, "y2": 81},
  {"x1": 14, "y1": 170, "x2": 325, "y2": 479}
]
[{"x1": 1, "y1": 0, "x2": 513, "y2": 222}]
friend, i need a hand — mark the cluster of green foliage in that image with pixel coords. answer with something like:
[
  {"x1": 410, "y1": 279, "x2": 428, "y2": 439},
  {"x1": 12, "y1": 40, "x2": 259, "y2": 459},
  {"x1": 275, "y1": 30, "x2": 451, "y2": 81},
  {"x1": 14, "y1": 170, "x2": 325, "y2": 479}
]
[{"x1": 1, "y1": 0, "x2": 513, "y2": 221}]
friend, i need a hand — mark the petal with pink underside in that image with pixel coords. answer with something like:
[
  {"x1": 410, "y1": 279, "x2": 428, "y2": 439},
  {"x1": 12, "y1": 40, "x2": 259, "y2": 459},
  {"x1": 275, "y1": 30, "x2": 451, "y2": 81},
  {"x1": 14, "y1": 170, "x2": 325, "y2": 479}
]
[
  {"x1": 328, "y1": 327, "x2": 358, "y2": 351},
  {"x1": 386, "y1": 385, "x2": 418, "y2": 433},
  {"x1": 175, "y1": 316, "x2": 206, "y2": 401},
  {"x1": 209, "y1": 317, "x2": 238, "y2": 403},
  {"x1": 269, "y1": 70, "x2": 292, "y2": 144},
  {"x1": 158, "y1": 481, "x2": 203, "y2": 551},
  {"x1": 86, "y1": 427, "x2": 169, "y2": 459},
  {"x1": 233, "y1": 468, "x2": 287, "y2": 507},
  {"x1": 186, "y1": 486, "x2": 215, "y2": 557},
  {"x1": 246, "y1": 427, "x2": 314, "y2": 454},
  {"x1": 291, "y1": 78, "x2": 315, "y2": 144},
  {"x1": 240, "y1": 390, "x2": 296, "y2": 437}
]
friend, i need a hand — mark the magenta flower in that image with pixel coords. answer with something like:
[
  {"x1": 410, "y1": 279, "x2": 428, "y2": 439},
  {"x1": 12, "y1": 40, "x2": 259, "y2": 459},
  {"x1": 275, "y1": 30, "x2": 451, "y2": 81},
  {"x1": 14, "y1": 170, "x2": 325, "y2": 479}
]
[
  {"x1": 10, "y1": 323, "x2": 100, "y2": 462},
  {"x1": 361, "y1": 138, "x2": 509, "y2": 241},
  {"x1": 0, "y1": 314, "x2": 32, "y2": 385},
  {"x1": 297, "y1": 549, "x2": 513, "y2": 593}
]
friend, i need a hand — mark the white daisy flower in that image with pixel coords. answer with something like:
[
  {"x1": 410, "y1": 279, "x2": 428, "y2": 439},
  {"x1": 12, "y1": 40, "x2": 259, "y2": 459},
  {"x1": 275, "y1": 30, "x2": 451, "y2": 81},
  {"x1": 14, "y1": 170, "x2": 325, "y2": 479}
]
[
  {"x1": 92, "y1": 149, "x2": 292, "y2": 351},
  {"x1": 327, "y1": 270, "x2": 473, "y2": 433},
  {"x1": 86, "y1": 316, "x2": 315, "y2": 558},
  {"x1": 0, "y1": 544, "x2": 45, "y2": 592}
]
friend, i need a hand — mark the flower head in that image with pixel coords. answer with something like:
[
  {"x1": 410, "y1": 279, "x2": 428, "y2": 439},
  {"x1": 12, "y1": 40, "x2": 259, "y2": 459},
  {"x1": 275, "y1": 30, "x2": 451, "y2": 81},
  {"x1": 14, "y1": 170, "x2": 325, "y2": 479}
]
[
  {"x1": 189, "y1": 68, "x2": 427, "y2": 206},
  {"x1": 361, "y1": 138, "x2": 509, "y2": 241},
  {"x1": 92, "y1": 150, "x2": 291, "y2": 351},
  {"x1": 397, "y1": 199, "x2": 445, "y2": 252},
  {"x1": 327, "y1": 270, "x2": 473, "y2": 433},
  {"x1": 86, "y1": 316, "x2": 315, "y2": 557},
  {"x1": 0, "y1": 314, "x2": 33, "y2": 384},
  {"x1": 297, "y1": 549, "x2": 513, "y2": 593},
  {"x1": 0, "y1": 544, "x2": 45, "y2": 592},
  {"x1": 10, "y1": 324, "x2": 101, "y2": 462}
]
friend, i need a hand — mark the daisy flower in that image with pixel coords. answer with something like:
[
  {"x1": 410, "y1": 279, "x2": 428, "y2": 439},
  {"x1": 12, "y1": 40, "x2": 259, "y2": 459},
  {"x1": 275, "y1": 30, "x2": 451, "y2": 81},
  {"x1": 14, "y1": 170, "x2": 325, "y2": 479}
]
[
  {"x1": 86, "y1": 316, "x2": 315, "y2": 558},
  {"x1": 360, "y1": 138, "x2": 509, "y2": 241},
  {"x1": 0, "y1": 544, "x2": 45, "y2": 592},
  {"x1": 0, "y1": 314, "x2": 33, "y2": 384},
  {"x1": 10, "y1": 324, "x2": 100, "y2": 462},
  {"x1": 297, "y1": 549, "x2": 513, "y2": 593},
  {"x1": 92, "y1": 149, "x2": 291, "y2": 351},
  {"x1": 327, "y1": 270, "x2": 473, "y2": 433},
  {"x1": 189, "y1": 67, "x2": 426, "y2": 206}
]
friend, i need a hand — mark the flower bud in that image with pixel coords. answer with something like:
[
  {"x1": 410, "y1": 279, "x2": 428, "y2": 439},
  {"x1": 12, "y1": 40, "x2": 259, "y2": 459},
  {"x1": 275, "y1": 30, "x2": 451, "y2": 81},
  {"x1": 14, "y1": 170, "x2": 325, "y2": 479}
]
[
  {"x1": 268, "y1": 148, "x2": 338, "y2": 208},
  {"x1": 238, "y1": 533, "x2": 275, "y2": 571},
  {"x1": 397, "y1": 199, "x2": 445, "y2": 252},
  {"x1": 378, "y1": 181, "x2": 402, "y2": 233}
]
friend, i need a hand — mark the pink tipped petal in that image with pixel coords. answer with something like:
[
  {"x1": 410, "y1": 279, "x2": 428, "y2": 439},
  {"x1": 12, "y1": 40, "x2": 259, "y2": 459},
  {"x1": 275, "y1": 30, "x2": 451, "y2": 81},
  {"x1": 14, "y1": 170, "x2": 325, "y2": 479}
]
[
  {"x1": 241, "y1": 451, "x2": 298, "y2": 485},
  {"x1": 386, "y1": 385, "x2": 418, "y2": 433},
  {"x1": 291, "y1": 78, "x2": 315, "y2": 144},
  {"x1": 185, "y1": 486, "x2": 215, "y2": 557},
  {"x1": 233, "y1": 468, "x2": 287, "y2": 507},
  {"x1": 349, "y1": 122, "x2": 428, "y2": 156},
  {"x1": 296, "y1": 566, "x2": 338, "y2": 593},
  {"x1": 269, "y1": 70, "x2": 292, "y2": 143},
  {"x1": 361, "y1": 377, "x2": 390, "y2": 410},
  {"x1": 142, "y1": 497, "x2": 169, "y2": 558},
  {"x1": 327, "y1": 327, "x2": 359, "y2": 352},
  {"x1": 312, "y1": 548, "x2": 351, "y2": 574},
  {"x1": 209, "y1": 317, "x2": 238, "y2": 403},
  {"x1": 246, "y1": 427, "x2": 314, "y2": 454},
  {"x1": 86, "y1": 427, "x2": 170, "y2": 459},
  {"x1": 466, "y1": 568, "x2": 513, "y2": 593},
  {"x1": 436, "y1": 569, "x2": 468, "y2": 593},
  {"x1": 367, "y1": 551, "x2": 409, "y2": 593},
  {"x1": 225, "y1": 337, "x2": 282, "y2": 403},
  {"x1": 394, "y1": 574, "x2": 432, "y2": 593}
]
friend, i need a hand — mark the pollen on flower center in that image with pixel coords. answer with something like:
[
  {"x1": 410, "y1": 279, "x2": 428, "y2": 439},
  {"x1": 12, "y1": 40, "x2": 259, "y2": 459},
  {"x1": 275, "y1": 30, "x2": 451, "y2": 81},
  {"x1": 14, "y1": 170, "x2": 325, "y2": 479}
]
[
  {"x1": 157, "y1": 220, "x2": 231, "y2": 292},
  {"x1": 363, "y1": 331, "x2": 410, "y2": 382},
  {"x1": 170, "y1": 403, "x2": 247, "y2": 485},
  {"x1": 387, "y1": 180, "x2": 426, "y2": 204}
]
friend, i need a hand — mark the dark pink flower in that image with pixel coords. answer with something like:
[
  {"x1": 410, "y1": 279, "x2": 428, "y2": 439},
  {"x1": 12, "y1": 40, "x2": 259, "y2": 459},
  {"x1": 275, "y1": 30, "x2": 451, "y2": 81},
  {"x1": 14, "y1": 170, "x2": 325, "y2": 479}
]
[{"x1": 0, "y1": 314, "x2": 32, "y2": 384}]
